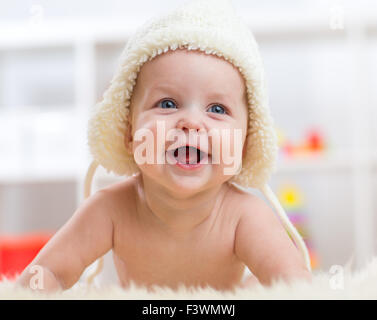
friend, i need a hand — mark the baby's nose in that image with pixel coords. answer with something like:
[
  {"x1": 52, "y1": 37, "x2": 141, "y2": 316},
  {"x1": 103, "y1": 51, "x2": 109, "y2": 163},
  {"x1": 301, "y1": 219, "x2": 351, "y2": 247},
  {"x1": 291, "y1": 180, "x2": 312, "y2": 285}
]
[{"x1": 176, "y1": 117, "x2": 205, "y2": 133}]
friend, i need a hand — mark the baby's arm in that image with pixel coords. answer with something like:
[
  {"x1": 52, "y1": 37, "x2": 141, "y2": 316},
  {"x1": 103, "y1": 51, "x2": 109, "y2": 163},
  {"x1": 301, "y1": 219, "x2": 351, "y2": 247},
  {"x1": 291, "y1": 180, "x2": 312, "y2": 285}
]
[
  {"x1": 16, "y1": 189, "x2": 114, "y2": 292},
  {"x1": 234, "y1": 195, "x2": 312, "y2": 287}
]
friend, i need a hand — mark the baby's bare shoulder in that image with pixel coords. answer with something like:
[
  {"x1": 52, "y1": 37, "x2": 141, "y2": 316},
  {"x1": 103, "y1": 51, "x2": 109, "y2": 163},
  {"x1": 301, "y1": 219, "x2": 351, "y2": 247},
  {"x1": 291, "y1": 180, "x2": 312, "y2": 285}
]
[
  {"x1": 226, "y1": 183, "x2": 276, "y2": 225},
  {"x1": 219, "y1": 183, "x2": 263, "y2": 228},
  {"x1": 97, "y1": 174, "x2": 139, "y2": 219},
  {"x1": 100, "y1": 174, "x2": 138, "y2": 196},
  {"x1": 225, "y1": 183, "x2": 261, "y2": 210}
]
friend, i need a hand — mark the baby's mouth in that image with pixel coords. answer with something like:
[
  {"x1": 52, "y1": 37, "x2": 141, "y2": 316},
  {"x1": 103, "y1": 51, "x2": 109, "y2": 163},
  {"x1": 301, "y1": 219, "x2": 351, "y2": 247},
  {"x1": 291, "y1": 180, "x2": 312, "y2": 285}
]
[{"x1": 167, "y1": 146, "x2": 207, "y2": 165}]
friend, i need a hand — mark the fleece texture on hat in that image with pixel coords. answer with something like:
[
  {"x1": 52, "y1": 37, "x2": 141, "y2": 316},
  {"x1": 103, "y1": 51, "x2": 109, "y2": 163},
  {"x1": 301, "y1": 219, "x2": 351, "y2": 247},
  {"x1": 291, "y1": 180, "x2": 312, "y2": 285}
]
[
  {"x1": 87, "y1": 0, "x2": 277, "y2": 190},
  {"x1": 84, "y1": 0, "x2": 311, "y2": 281}
]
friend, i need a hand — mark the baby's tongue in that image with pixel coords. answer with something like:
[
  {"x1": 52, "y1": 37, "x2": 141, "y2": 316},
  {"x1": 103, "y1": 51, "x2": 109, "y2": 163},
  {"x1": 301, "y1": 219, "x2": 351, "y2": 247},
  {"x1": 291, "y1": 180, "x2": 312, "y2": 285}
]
[{"x1": 176, "y1": 147, "x2": 197, "y2": 164}]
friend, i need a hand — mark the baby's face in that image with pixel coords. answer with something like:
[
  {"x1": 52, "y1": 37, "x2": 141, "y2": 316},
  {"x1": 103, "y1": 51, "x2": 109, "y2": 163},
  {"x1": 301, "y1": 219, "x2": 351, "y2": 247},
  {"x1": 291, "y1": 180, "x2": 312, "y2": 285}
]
[{"x1": 125, "y1": 48, "x2": 248, "y2": 194}]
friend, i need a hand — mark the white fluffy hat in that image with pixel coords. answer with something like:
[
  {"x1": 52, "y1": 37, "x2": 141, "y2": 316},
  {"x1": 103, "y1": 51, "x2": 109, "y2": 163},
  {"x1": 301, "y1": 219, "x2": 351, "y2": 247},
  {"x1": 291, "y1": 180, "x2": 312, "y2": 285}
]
[
  {"x1": 88, "y1": 0, "x2": 276, "y2": 189},
  {"x1": 84, "y1": 0, "x2": 311, "y2": 281}
]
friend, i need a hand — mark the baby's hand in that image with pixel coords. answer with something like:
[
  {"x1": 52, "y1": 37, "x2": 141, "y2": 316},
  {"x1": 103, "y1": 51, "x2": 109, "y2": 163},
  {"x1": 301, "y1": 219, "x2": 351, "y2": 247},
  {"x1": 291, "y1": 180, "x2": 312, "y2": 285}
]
[
  {"x1": 16, "y1": 189, "x2": 114, "y2": 292},
  {"x1": 16, "y1": 264, "x2": 63, "y2": 292},
  {"x1": 239, "y1": 274, "x2": 261, "y2": 289}
]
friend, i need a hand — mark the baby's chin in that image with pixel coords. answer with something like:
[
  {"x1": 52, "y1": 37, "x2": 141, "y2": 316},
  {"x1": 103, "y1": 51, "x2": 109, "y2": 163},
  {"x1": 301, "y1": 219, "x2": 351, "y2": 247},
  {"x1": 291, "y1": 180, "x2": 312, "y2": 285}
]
[
  {"x1": 167, "y1": 172, "x2": 212, "y2": 193},
  {"x1": 139, "y1": 162, "x2": 228, "y2": 195}
]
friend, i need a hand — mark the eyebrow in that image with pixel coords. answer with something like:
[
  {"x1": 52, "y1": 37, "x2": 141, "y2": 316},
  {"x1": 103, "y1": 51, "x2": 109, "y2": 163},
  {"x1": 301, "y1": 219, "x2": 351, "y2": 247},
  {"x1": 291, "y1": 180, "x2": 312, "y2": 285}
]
[
  {"x1": 149, "y1": 84, "x2": 238, "y2": 106},
  {"x1": 149, "y1": 84, "x2": 178, "y2": 94},
  {"x1": 207, "y1": 92, "x2": 236, "y2": 105}
]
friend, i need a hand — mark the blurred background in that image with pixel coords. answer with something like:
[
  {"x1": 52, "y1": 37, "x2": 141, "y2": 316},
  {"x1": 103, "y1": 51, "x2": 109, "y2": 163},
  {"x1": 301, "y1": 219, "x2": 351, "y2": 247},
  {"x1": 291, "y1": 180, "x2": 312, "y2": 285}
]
[{"x1": 0, "y1": 0, "x2": 376, "y2": 283}]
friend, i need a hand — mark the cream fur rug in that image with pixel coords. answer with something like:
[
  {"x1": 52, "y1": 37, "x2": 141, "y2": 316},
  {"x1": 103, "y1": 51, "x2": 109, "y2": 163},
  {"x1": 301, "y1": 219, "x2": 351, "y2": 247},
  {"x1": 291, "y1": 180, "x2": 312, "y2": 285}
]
[{"x1": 1, "y1": 258, "x2": 377, "y2": 299}]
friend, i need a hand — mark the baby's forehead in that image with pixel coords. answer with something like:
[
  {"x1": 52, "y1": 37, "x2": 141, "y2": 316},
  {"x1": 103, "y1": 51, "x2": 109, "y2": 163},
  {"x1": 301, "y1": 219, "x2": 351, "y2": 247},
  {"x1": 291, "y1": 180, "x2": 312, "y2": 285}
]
[{"x1": 136, "y1": 48, "x2": 247, "y2": 93}]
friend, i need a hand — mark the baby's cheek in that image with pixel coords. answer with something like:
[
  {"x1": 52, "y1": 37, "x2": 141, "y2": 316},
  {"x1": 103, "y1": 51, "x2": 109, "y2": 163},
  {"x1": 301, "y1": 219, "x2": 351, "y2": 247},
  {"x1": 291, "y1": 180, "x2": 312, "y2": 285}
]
[
  {"x1": 131, "y1": 123, "x2": 154, "y2": 163},
  {"x1": 132, "y1": 121, "x2": 169, "y2": 166},
  {"x1": 210, "y1": 127, "x2": 243, "y2": 163}
]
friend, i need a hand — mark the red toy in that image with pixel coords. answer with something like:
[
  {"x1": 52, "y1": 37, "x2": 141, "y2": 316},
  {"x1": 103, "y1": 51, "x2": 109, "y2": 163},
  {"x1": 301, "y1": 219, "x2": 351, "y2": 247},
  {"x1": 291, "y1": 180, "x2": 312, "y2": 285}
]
[
  {"x1": 306, "y1": 128, "x2": 324, "y2": 152},
  {"x1": 0, "y1": 232, "x2": 52, "y2": 279}
]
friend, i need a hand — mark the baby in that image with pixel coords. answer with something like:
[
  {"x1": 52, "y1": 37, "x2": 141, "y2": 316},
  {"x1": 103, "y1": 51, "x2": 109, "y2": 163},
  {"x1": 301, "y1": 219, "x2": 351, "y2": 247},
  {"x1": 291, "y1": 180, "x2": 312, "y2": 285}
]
[{"x1": 17, "y1": 0, "x2": 311, "y2": 292}]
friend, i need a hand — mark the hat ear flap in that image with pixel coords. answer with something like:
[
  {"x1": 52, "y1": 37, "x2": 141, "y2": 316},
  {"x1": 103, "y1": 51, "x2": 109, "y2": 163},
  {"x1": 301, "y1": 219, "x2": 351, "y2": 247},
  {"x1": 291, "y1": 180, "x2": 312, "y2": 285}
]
[
  {"x1": 242, "y1": 139, "x2": 247, "y2": 159},
  {"x1": 124, "y1": 116, "x2": 133, "y2": 155}
]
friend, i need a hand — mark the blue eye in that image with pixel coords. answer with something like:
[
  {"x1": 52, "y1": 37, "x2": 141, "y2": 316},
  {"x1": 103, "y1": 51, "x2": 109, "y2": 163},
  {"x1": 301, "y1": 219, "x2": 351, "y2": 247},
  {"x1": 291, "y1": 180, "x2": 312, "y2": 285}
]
[
  {"x1": 208, "y1": 104, "x2": 226, "y2": 114},
  {"x1": 158, "y1": 99, "x2": 177, "y2": 109}
]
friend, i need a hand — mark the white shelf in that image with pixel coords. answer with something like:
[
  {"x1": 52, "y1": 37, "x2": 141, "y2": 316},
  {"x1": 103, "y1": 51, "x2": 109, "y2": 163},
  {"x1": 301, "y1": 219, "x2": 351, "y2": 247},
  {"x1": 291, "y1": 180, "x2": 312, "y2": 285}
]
[
  {"x1": 0, "y1": 109, "x2": 83, "y2": 185},
  {"x1": 2, "y1": 149, "x2": 374, "y2": 184},
  {"x1": 0, "y1": 18, "x2": 137, "y2": 49},
  {"x1": 277, "y1": 150, "x2": 376, "y2": 173},
  {"x1": 0, "y1": 171, "x2": 78, "y2": 185},
  {"x1": 90, "y1": 149, "x2": 377, "y2": 183}
]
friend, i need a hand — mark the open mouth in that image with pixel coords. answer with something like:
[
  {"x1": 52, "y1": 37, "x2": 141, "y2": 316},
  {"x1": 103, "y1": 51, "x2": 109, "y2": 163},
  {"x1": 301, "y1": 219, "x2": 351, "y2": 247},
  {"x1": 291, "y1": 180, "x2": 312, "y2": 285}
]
[{"x1": 168, "y1": 146, "x2": 207, "y2": 165}]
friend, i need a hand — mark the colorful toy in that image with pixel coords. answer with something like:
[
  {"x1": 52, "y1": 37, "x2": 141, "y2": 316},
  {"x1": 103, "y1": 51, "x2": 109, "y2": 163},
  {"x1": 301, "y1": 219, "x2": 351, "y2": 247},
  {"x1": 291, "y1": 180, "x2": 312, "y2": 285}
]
[
  {"x1": 306, "y1": 128, "x2": 325, "y2": 152},
  {"x1": 276, "y1": 126, "x2": 326, "y2": 158},
  {"x1": 277, "y1": 183, "x2": 319, "y2": 269}
]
